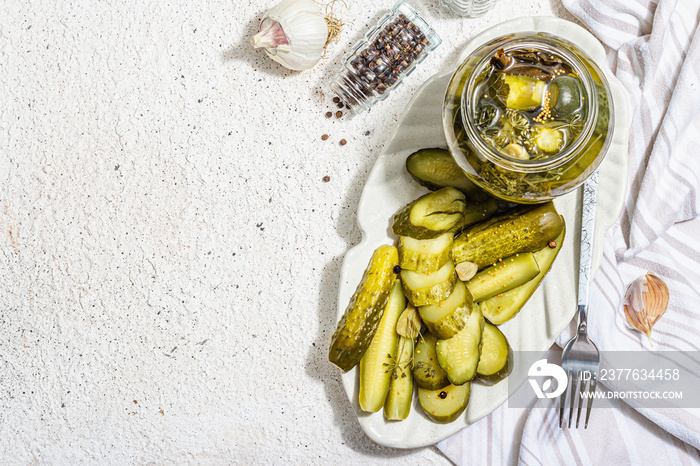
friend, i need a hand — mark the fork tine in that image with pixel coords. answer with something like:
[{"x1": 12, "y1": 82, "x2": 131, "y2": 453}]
[
  {"x1": 559, "y1": 369, "x2": 571, "y2": 427},
  {"x1": 568, "y1": 370, "x2": 578, "y2": 428},
  {"x1": 585, "y1": 373, "x2": 597, "y2": 428},
  {"x1": 575, "y1": 372, "x2": 588, "y2": 428}
]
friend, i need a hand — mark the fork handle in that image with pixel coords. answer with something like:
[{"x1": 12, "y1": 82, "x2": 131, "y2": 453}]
[{"x1": 577, "y1": 171, "x2": 599, "y2": 331}]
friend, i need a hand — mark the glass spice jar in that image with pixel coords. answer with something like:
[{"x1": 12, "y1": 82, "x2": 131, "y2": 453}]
[
  {"x1": 328, "y1": 1, "x2": 441, "y2": 115},
  {"x1": 443, "y1": 32, "x2": 614, "y2": 203},
  {"x1": 443, "y1": 0, "x2": 499, "y2": 18}
]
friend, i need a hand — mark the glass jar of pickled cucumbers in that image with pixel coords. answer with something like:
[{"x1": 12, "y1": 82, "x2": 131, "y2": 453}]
[{"x1": 442, "y1": 33, "x2": 614, "y2": 203}]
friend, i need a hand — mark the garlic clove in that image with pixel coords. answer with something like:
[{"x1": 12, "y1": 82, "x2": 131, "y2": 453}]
[
  {"x1": 251, "y1": 18, "x2": 289, "y2": 49},
  {"x1": 455, "y1": 261, "x2": 478, "y2": 282},
  {"x1": 623, "y1": 273, "x2": 669, "y2": 346},
  {"x1": 396, "y1": 304, "x2": 421, "y2": 339}
]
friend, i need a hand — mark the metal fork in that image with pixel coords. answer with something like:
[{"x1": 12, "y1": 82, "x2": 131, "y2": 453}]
[{"x1": 559, "y1": 172, "x2": 601, "y2": 429}]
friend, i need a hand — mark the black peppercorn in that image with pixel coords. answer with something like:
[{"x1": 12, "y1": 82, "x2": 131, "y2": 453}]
[
  {"x1": 439, "y1": 391, "x2": 447, "y2": 399},
  {"x1": 393, "y1": 265, "x2": 401, "y2": 273}
]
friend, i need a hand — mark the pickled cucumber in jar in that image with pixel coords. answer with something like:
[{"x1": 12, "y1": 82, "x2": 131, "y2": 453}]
[{"x1": 472, "y1": 47, "x2": 588, "y2": 162}]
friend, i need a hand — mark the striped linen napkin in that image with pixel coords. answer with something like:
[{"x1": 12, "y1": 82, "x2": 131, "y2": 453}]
[{"x1": 438, "y1": 0, "x2": 700, "y2": 463}]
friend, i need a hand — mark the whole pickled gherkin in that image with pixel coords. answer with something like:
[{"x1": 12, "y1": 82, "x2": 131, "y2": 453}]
[
  {"x1": 329, "y1": 245, "x2": 400, "y2": 372},
  {"x1": 398, "y1": 233, "x2": 453, "y2": 274},
  {"x1": 452, "y1": 202, "x2": 564, "y2": 269}
]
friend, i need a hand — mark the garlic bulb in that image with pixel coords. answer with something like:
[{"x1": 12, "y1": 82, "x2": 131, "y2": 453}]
[
  {"x1": 251, "y1": 0, "x2": 329, "y2": 71},
  {"x1": 623, "y1": 273, "x2": 669, "y2": 346}
]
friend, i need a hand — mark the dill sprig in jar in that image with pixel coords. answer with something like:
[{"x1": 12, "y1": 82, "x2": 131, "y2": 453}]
[{"x1": 443, "y1": 33, "x2": 614, "y2": 203}]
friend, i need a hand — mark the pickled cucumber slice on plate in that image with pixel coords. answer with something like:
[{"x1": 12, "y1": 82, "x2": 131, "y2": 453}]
[
  {"x1": 481, "y1": 227, "x2": 565, "y2": 324},
  {"x1": 358, "y1": 279, "x2": 406, "y2": 413},
  {"x1": 384, "y1": 336, "x2": 414, "y2": 421},
  {"x1": 401, "y1": 260, "x2": 457, "y2": 307},
  {"x1": 405, "y1": 148, "x2": 476, "y2": 194},
  {"x1": 476, "y1": 322, "x2": 513, "y2": 385},
  {"x1": 392, "y1": 188, "x2": 467, "y2": 240},
  {"x1": 452, "y1": 202, "x2": 564, "y2": 269},
  {"x1": 419, "y1": 280, "x2": 473, "y2": 340},
  {"x1": 399, "y1": 233, "x2": 453, "y2": 274},
  {"x1": 329, "y1": 245, "x2": 399, "y2": 372},
  {"x1": 418, "y1": 382, "x2": 471, "y2": 424},
  {"x1": 436, "y1": 304, "x2": 485, "y2": 386},
  {"x1": 413, "y1": 332, "x2": 450, "y2": 390},
  {"x1": 465, "y1": 252, "x2": 540, "y2": 303}
]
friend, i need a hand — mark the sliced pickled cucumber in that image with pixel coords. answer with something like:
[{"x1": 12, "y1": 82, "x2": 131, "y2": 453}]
[
  {"x1": 401, "y1": 260, "x2": 456, "y2": 307},
  {"x1": 418, "y1": 382, "x2": 470, "y2": 423},
  {"x1": 419, "y1": 280, "x2": 473, "y2": 340},
  {"x1": 455, "y1": 194, "x2": 499, "y2": 231},
  {"x1": 405, "y1": 148, "x2": 476, "y2": 194},
  {"x1": 465, "y1": 252, "x2": 540, "y2": 303},
  {"x1": 481, "y1": 227, "x2": 565, "y2": 324},
  {"x1": 399, "y1": 233, "x2": 453, "y2": 274},
  {"x1": 384, "y1": 336, "x2": 414, "y2": 421},
  {"x1": 329, "y1": 245, "x2": 400, "y2": 372},
  {"x1": 436, "y1": 305, "x2": 484, "y2": 385},
  {"x1": 452, "y1": 202, "x2": 564, "y2": 270},
  {"x1": 359, "y1": 279, "x2": 406, "y2": 413},
  {"x1": 533, "y1": 125, "x2": 564, "y2": 154},
  {"x1": 504, "y1": 75, "x2": 547, "y2": 111},
  {"x1": 392, "y1": 188, "x2": 467, "y2": 240},
  {"x1": 476, "y1": 323, "x2": 513, "y2": 385},
  {"x1": 413, "y1": 332, "x2": 449, "y2": 390}
]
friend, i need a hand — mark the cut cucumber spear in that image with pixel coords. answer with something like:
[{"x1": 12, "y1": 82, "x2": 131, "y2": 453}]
[
  {"x1": 481, "y1": 227, "x2": 565, "y2": 324},
  {"x1": 465, "y1": 252, "x2": 540, "y2": 303},
  {"x1": 359, "y1": 279, "x2": 406, "y2": 413},
  {"x1": 384, "y1": 336, "x2": 414, "y2": 421}
]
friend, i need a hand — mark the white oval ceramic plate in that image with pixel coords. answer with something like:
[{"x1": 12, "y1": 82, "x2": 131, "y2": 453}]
[{"x1": 335, "y1": 17, "x2": 630, "y2": 449}]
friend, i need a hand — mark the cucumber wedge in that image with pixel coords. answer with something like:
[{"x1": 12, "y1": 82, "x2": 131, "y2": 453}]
[
  {"x1": 384, "y1": 336, "x2": 414, "y2": 421},
  {"x1": 399, "y1": 233, "x2": 453, "y2": 274},
  {"x1": 452, "y1": 202, "x2": 564, "y2": 269},
  {"x1": 329, "y1": 245, "x2": 400, "y2": 372},
  {"x1": 359, "y1": 280, "x2": 406, "y2": 412},
  {"x1": 481, "y1": 227, "x2": 565, "y2": 324},
  {"x1": 436, "y1": 305, "x2": 485, "y2": 385},
  {"x1": 413, "y1": 332, "x2": 450, "y2": 390},
  {"x1": 401, "y1": 260, "x2": 456, "y2": 307},
  {"x1": 392, "y1": 188, "x2": 467, "y2": 240},
  {"x1": 405, "y1": 148, "x2": 476, "y2": 194},
  {"x1": 465, "y1": 252, "x2": 540, "y2": 303},
  {"x1": 476, "y1": 323, "x2": 513, "y2": 385},
  {"x1": 419, "y1": 280, "x2": 473, "y2": 340},
  {"x1": 418, "y1": 382, "x2": 470, "y2": 423},
  {"x1": 504, "y1": 74, "x2": 547, "y2": 111}
]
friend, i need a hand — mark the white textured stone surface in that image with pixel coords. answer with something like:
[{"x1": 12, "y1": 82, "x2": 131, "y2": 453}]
[{"x1": 0, "y1": 1, "x2": 577, "y2": 463}]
